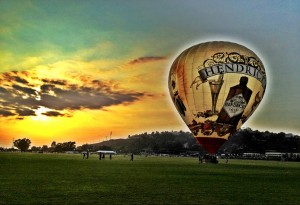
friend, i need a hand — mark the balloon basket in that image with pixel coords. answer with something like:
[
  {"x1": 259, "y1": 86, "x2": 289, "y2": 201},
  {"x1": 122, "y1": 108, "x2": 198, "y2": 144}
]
[{"x1": 201, "y1": 154, "x2": 219, "y2": 164}]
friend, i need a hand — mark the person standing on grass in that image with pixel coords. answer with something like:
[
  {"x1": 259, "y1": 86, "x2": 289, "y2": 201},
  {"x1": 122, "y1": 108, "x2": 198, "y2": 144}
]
[
  {"x1": 86, "y1": 149, "x2": 89, "y2": 159},
  {"x1": 199, "y1": 155, "x2": 203, "y2": 164},
  {"x1": 130, "y1": 153, "x2": 134, "y2": 161}
]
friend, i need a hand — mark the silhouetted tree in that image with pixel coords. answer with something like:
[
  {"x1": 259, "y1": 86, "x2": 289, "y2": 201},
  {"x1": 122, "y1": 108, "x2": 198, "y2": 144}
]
[
  {"x1": 78, "y1": 143, "x2": 92, "y2": 152},
  {"x1": 50, "y1": 141, "x2": 76, "y2": 152},
  {"x1": 54, "y1": 143, "x2": 63, "y2": 152},
  {"x1": 220, "y1": 128, "x2": 300, "y2": 154},
  {"x1": 61, "y1": 141, "x2": 76, "y2": 151},
  {"x1": 14, "y1": 138, "x2": 31, "y2": 152},
  {"x1": 50, "y1": 141, "x2": 56, "y2": 152},
  {"x1": 30, "y1": 146, "x2": 41, "y2": 152},
  {"x1": 42, "y1": 145, "x2": 48, "y2": 152}
]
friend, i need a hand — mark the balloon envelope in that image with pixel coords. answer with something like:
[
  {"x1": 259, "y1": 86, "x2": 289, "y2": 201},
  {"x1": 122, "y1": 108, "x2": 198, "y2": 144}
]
[{"x1": 168, "y1": 41, "x2": 267, "y2": 154}]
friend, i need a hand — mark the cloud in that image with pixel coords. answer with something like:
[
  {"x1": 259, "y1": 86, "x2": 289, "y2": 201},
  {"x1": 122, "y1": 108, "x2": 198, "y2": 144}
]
[
  {"x1": 0, "y1": 86, "x2": 9, "y2": 94},
  {"x1": 42, "y1": 79, "x2": 67, "y2": 86},
  {"x1": 0, "y1": 70, "x2": 146, "y2": 120},
  {"x1": 13, "y1": 76, "x2": 29, "y2": 84},
  {"x1": 0, "y1": 71, "x2": 32, "y2": 86},
  {"x1": 39, "y1": 85, "x2": 143, "y2": 111},
  {"x1": 128, "y1": 56, "x2": 166, "y2": 65},
  {"x1": 0, "y1": 109, "x2": 15, "y2": 117},
  {"x1": 16, "y1": 108, "x2": 36, "y2": 117},
  {"x1": 42, "y1": 111, "x2": 67, "y2": 117},
  {"x1": 12, "y1": 84, "x2": 37, "y2": 96}
]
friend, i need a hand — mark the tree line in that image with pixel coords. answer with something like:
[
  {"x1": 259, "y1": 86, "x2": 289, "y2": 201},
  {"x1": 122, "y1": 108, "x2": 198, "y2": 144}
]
[
  {"x1": 90, "y1": 129, "x2": 300, "y2": 155},
  {"x1": 1, "y1": 139, "x2": 77, "y2": 153},
  {"x1": 1, "y1": 128, "x2": 300, "y2": 155},
  {"x1": 90, "y1": 131, "x2": 202, "y2": 155},
  {"x1": 223, "y1": 128, "x2": 300, "y2": 154}
]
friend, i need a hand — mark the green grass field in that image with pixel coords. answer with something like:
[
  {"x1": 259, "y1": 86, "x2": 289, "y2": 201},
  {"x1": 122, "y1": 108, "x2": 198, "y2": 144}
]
[{"x1": 0, "y1": 153, "x2": 299, "y2": 205}]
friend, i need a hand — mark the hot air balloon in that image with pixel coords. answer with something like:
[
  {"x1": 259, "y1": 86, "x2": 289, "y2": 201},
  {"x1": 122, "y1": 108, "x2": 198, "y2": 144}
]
[{"x1": 168, "y1": 41, "x2": 266, "y2": 155}]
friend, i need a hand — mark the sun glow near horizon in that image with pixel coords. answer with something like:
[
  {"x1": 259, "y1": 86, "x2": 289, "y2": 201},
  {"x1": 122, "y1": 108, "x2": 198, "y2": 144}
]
[
  {"x1": 1, "y1": 96, "x2": 183, "y2": 147},
  {"x1": 0, "y1": 58, "x2": 184, "y2": 147}
]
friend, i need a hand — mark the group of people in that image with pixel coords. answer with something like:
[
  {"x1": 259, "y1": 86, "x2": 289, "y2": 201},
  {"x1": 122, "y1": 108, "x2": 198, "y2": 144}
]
[
  {"x1": 98, "y1": 153, "x2": 112, "y2": 160},
  {"x1": 82, "y1": 150, "x2": 89, "y2": 159},
  {"x1": 198, "y1": 154, "x2": 219, "y2": 164},
  {"x1": 198, "y1": 154, "x2": 229, "y2": 164},
  {"x1": 82, "y1": 151, "x2": 134, "y2": 161}
]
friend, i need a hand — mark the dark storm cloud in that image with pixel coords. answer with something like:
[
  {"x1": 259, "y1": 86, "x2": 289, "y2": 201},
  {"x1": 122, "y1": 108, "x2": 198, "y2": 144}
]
[
  {"x1": 0, "y1": 109, "x2": 16, "y2": 117},
  {"x1": 39, "y1": 85, "x2": 144, "y2": 111},
  {"x1": 12, "y1": 84, "x2": 37, "y2": 96},
  {"x1": 42, "y1": 111, "x2": 65, "y2": 117},
  {"x1": 1, "y1": 71, "x2": 29, "y2": 84},
  {"x1": 0, "y1": 86, "x2": 9, "y2": 95},
  {"x1": 0, "y1": 70, "x2": 146, "y2": 119},
  {"x1": 40, "y1": 84, "x2": 55, "y2": 93},
  {"x1": 42, "y1": 79, "x2": 67, "y2": 85},
  {"x1": 128, "y1": 56, "x2": 166, "y2": 64},
  {"x1": 14, "y1": 76, "x2": 29, "y2": 84},
  {"x1": 16, "y1": 108, "x2": 36, "y2": 116}
]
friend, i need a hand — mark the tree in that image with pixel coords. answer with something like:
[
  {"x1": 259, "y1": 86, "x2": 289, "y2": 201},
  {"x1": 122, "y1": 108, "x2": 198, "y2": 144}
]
[
  {"x1": 14, "y1": 138, "x2": 31, "y2": 152},
  {"x1": 81, "y1": 143, "x2": 92, "y2": 151},
  {"x1": 61, "y1": 141, "x2": 76, "y2": 151},
  {"x1": 50, "y1": 141, "x2": 56, "y2": 152},
  {"x1": 42, "y1": 145, "x2": 48, "y2": 152},
  {"x1": 54, "y1": 143, "x2": 63, "y2": 152},
  {"x1": 30, "y1": 146, "x2": 41, "y2": 152},
  {"x1": 50, "y1": 141, "x2": 76, "y2": 152}
]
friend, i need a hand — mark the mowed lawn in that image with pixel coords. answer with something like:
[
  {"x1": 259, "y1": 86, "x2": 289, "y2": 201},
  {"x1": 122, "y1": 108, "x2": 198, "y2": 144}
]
[{"x1": 0, "y1": 153, "x2": 299, "y2": 205}]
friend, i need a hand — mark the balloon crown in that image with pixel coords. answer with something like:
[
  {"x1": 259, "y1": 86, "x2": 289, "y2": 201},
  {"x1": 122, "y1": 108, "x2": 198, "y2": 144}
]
[{"x1": 200, "y1": 52, "x2": 264, "y2": 74}]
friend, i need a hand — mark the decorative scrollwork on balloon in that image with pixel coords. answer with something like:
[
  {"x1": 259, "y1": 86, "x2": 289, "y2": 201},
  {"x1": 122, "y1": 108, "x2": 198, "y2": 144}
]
[
  {"x1": 248, "y1": 57, "x2": 258, "y2": 67},
  {"x1": 203, "y1": 59, "x2": 217, "y2": 68},
  {"x1": 198, "y1": 52, "x2": 263, "y2": 71},
  {"x1": 212, "y1": 52, "x2": 227, "y2": 63},
  {"x1": 228, "y1": 52, "x2": 245, "y2": 64}
]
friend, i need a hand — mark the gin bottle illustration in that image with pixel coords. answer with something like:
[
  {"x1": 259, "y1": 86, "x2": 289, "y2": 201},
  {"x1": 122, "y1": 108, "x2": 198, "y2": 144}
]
[{"x1": 216, "y1": 76, "x2": 252, "y2": 127}]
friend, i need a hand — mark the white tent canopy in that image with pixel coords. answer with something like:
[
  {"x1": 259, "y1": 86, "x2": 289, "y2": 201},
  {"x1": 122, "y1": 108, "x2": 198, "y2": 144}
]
[{"x1": 96, "y1": 150, "x2": 116, "y2": 154}]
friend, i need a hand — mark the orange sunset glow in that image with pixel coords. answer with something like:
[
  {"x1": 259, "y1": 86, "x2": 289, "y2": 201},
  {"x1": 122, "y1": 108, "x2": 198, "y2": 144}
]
[{"x1": 0, "y1": 58, "x2": 184, "y2": 147}]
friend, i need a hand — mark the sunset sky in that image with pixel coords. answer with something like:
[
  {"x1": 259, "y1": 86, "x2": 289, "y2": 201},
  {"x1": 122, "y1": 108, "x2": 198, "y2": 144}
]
[{"x1": 1, "y1": 0, "x2": 300, "y2": 147}]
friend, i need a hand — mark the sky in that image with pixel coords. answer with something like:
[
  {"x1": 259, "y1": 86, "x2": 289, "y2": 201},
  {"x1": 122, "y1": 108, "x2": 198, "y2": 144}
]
[{"x1": 1, "y1": 0, "x2": 300, "y2": 147}]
